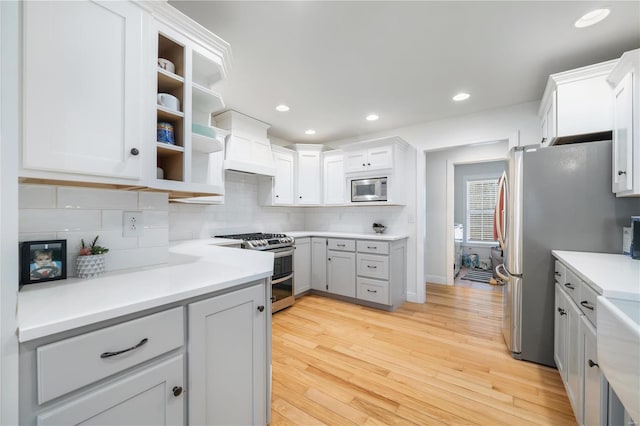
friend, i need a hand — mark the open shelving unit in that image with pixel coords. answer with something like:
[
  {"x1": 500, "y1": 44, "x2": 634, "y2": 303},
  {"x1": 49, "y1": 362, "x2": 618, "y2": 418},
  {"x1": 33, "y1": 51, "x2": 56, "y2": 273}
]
[{"x1": 151, "y1": 26, "x2": 230, "y2": 199}]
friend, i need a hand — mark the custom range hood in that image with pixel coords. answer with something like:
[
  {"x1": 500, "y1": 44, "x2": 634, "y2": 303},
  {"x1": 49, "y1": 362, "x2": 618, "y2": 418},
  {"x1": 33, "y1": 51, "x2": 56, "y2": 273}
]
[{"x1": 214, "y1": 110, "x2": 276, "y2": 176}]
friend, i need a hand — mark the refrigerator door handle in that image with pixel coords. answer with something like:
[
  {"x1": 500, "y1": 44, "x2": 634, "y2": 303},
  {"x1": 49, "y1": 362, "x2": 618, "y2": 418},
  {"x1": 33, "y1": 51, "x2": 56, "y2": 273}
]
[
  {"x1": 495, "y1": 172, "x2": 508, "y2": 251},
  {"x1": 496, "y1": 263, "x2": 523, "y2": 281}
]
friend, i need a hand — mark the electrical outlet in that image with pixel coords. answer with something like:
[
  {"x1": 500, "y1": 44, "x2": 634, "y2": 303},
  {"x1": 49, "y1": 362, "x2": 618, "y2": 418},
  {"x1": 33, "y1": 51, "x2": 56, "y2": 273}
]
[{"x1": 123, "y1": 211, "x2": 144, "y2": 238}]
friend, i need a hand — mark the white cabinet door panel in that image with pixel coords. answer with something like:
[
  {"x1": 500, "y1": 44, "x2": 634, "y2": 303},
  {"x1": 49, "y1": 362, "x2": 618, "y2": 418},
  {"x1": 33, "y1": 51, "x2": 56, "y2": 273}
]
[
  {"x1": 38, "y1": 355, "x2": 184, "y2": 426},
  {"x1": 23, "y1": 0, "x2": 142, "y2": 179},
  {"x1": 273, "y1": 151, "x2": 294, "y2": 204},
  {"x1": 311, "y1": 238, "x2": 327, "y2": 291},
  {"x1": 188, "y1": 284, "x2": 266, "y2": 426},
  {"x1": 297, "y1": 151, "x2": 321, "y2": 204},
  {"x1": 294, "y1": 238, "x2": 311, "y2": 295},
  {"x1": 582, "y1": 316, "x2": 604, "y2": 426},
  {"x1": 612, "y1": 72, "x2": 634, "y2": 193},
  {"x1": 323, "y1": 153, "x2": 345, "y2": 205},
  {"x1": 367, "y1": 146, "x2": 393, "y2": 170},
  {"x1": 327, "y1": 250, "x2": 356, "y2": 297}
]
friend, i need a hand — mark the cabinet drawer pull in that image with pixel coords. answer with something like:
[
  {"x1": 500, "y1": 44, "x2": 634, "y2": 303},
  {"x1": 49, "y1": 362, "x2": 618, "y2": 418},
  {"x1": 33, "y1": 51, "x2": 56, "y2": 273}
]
[
  {"x1": 554, "y1": 271, "x2": 561, "y2": 276},
  {"x1": 100, "y1": 338, "x2": 148, "y2": 359},
  {"x1": 367, "y1": 289, "x2": 377, "y2": 293},
  {"x1": 172, "y1": 386, "x2": 183, "y2": 397},
  {"x1": 557, "y1": 307, "x2": 566, "y2": 316},
  {"x1": 367, "y1": 246, "x2": 377, "y2": 249},
  {"x1": 564, "y1": 283, "x2": 575, "y2": 290},
  {"x1": 618, "y1": 170, "x2": 627, "y2": 176},
  {"x1": 580, "y1": 301, "x2": 595, "y2": 311},
  {"x1": 337, "y1": 244, "x2": 346, "y2": 247},
  {"x1": 588, "y1": 359, "x2": 599, "y2": 368},
  {"x1": 367, "y1": 265, "x2": 377, "y2": 269}
]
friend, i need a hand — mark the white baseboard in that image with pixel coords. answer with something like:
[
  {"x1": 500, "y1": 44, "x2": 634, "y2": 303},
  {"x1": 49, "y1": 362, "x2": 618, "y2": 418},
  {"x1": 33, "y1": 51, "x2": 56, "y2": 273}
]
[
  {"x1": 425, "y1": 274, "x2": 447, "y2": 285},
  {"x1": 406, "y1": 291, "x2": 418, "y2": 303}
]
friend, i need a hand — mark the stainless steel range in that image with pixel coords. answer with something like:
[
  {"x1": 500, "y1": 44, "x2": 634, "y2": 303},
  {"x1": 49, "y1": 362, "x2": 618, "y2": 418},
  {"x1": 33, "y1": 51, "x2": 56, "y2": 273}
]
[{"x1": 216, "y1": 233, "x2": 295, "y2": 312}]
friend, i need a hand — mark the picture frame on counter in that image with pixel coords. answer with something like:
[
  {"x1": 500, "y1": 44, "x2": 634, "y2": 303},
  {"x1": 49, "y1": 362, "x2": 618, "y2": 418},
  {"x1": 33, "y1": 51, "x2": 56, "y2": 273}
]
[{"x1": 20, "y1": 240, "x2": 67, "y2": 285}]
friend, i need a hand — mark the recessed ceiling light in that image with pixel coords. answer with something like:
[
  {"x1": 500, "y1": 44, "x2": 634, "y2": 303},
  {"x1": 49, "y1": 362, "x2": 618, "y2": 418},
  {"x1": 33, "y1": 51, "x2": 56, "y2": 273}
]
[
  {"x1": 366, "y1": 114, "x2": 379, "y2": 121},
  {"x1": 305, "y1": 129, "x2": 316, "y2": 135},
  {"x1": 275, "y1": 104, "x2": 290, "y2": 112},
  {"x1": 452, "y1": 92, "x2": 470, "y2": 101},
  {"x1": 574, "y1": 8, "x2": 610, "y2": 28}
]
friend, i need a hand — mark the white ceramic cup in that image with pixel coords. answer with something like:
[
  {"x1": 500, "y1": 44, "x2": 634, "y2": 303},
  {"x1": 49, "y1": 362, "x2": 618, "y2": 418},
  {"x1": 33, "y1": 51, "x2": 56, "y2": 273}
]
[
  {"x1": 157, "y1": 58, "x2": 175, "y2": 74},
  {"x1": 157, "y1": 93, "x2": 180, "y2": 111}
]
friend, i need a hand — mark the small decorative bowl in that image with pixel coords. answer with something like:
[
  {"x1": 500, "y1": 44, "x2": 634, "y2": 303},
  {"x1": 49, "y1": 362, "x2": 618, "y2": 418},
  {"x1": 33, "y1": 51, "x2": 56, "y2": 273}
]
[{"x1": 373, "y1": 225, "x2": 386, "y2": 234}]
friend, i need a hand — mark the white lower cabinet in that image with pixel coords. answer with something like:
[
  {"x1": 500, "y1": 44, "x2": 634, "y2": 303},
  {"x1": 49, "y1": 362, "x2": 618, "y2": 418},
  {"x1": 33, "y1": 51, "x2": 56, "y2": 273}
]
[
  {"x1": 554, "y1": 259, "x2": 610, "y2": 426},
  {"x1": 356, "y1": 277, "x2": 389, "y2": 305},
  {"x1": 294, "y1": 237, "x2": 311, "y2": 295},
  {"x1": 37, "y1": 355, "x2": 184, "y2": 426},
  {"x1": 188, "y1": 284, "x2": 267, "y2": 426},
  {"x1": 327, "y1": 249, "x2": 356, "y2": 297}
]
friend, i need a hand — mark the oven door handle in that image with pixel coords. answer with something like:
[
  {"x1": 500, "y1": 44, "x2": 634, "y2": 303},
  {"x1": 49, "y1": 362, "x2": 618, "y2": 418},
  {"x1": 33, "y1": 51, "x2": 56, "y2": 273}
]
[
  {"x1": 272, "y1": 273, "x2": 293, "y2": 285},
  {"x1": 273, "y1": 249, "x2": 294, "y2": 259}
]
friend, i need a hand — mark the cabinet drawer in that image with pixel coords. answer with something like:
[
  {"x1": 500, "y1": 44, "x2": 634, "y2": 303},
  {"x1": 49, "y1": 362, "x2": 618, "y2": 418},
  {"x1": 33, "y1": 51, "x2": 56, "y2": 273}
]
[
  {"x1": 327, "y1": 238, "x2": 355, "y2": 252},
  {"x1": 37, "y1": 307, "x2": 184, "y2": 404},
  {"x1": 357, "y1": 254, "x2": 389, "y2": 280},
  {"x1": 357, "y1": 240, "x2": 389, "y2": 255},
  {"x1": 554, "y1": 261, "x2": 566, "y2": 284},
  {"x1": 579, "y1": 282, "x2": 598, "y2": 325},
  {"x1": 563, "y1": 269, "x2": 582, "y2": 305},
  {"x1": 357, "y1": 277, "x2": 390, "y2": 305}
]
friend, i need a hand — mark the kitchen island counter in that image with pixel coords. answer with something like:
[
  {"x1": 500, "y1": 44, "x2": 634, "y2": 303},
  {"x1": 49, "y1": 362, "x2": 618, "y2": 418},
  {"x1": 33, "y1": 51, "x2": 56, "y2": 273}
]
[{"x1": 17, "y1": 240, "x2": 273, "y2": 342}]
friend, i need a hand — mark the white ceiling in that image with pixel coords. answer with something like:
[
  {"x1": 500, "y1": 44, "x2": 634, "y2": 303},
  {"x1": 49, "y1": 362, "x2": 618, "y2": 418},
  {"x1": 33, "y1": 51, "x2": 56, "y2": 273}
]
[{"x1": 169, "y1": 1, "x2": 640, "y2": 144}]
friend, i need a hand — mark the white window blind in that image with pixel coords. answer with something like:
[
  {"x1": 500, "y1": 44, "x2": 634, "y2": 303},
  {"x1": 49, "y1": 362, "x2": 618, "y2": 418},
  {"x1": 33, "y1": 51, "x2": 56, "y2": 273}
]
[{"x1": 466, "y1": 179, "x2": 498, "y2": 242}]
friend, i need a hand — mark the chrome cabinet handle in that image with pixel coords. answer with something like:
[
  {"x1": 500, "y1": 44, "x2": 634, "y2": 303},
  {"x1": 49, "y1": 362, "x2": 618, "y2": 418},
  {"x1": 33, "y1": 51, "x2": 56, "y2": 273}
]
[
  {"x1": 588, "y1": 359, "x2": 599, "y2": 368},
  {"x1": 100, "y1": 338, "x2": 148, "y2": 359},
  {"x1": 580, "y1": 301, "x2": 595, "y2": 311},
  {"x1": 564, "y1": 283, "x2": 575, "y2": 290}
]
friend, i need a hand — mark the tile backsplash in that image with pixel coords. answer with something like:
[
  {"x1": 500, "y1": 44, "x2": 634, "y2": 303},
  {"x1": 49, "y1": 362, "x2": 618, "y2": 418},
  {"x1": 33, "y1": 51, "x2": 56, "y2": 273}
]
[{"x1": 19, "y1": 185, "x2": 169, "y2": 275}]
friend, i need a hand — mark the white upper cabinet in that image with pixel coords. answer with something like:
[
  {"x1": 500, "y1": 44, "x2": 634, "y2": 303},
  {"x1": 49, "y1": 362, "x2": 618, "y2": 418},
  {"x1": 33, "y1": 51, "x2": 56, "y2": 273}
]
[
  {"x1": 22, "y1": 0, "x2": 144, "y2": 182},
  {"x1": 538, "y1": 59, "x2": 617, "y2": 146},
  {"x1": 323, "y1": 151, "x2": 345, "y2": 205},
  {"x1": 608, "y1": 49, "x2": 640, "y2": 197},
  {"x1": 273, "y1": 149, "x2": 294, "y2": 205},
  {"x1": 295, "y1": 144, "x2": 323, "y2": 205},
  {"x1": 344, "y1": 145, "x2": 393, "y2": 173}
]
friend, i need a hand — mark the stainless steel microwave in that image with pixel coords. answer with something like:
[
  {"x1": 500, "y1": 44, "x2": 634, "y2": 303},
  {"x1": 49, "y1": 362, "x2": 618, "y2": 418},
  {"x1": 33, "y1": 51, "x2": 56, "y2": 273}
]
[{"x1": 351, "y1": 177, "x2": 387, "y2": 202}]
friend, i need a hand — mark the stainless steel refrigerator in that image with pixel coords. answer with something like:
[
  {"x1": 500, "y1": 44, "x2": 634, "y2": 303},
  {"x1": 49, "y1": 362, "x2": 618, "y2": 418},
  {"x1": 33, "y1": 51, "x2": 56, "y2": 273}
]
[{"x1": 494, "y1": 140, "x2": 639, "y2": 367}]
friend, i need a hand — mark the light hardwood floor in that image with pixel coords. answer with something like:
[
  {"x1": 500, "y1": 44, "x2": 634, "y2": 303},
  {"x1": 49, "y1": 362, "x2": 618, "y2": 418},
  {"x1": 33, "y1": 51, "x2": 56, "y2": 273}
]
[{"x1": 271, "y1": 283, "x2": 575, "y2": 425}]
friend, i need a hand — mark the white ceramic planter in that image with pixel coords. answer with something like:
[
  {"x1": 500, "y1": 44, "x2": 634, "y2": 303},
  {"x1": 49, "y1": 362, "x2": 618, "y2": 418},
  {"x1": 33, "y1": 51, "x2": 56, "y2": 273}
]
[{"x1": 76, "y1": 254, "x2": 105, "y2": 278}]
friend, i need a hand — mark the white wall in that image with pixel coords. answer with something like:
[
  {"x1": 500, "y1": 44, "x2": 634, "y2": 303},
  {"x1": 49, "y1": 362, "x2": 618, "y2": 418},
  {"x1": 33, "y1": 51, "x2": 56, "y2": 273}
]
[
  {"x1": 169, "y1": 171, "x2": 305, "y2": 240},
  {"x1": 19, "y1": 185, "x2": 170, "y2": 275}
]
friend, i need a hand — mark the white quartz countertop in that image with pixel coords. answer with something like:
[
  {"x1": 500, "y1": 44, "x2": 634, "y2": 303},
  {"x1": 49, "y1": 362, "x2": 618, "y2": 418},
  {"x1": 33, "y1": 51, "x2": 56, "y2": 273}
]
[
  {"x1": 17, "y1": 239, "x2": 273, "y2": 342},
  {"x1": 552, "y1": 250, "x2": 640, "y2": 301},
  {"x1": 287, "y1": 231, "x2": 409, "y2": 241}
]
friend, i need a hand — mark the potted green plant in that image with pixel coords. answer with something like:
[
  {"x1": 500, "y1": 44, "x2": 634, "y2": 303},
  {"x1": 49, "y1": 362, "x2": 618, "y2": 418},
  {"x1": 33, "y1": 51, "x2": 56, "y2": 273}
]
[{"x1": 76, "y1": 235, "x2": 109, "y2": 278}]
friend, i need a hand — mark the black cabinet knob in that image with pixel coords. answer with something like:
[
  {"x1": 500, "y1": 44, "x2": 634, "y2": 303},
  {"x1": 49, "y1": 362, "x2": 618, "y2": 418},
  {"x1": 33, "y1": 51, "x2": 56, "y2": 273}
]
[
  {"x1": 275, "y1": 195, "x2": 279, "y2": 198},
  {"x1": 362, "y1": 163, "x2": 366, "y2": 167},
  {"x1": 618, "y1": 170, "x2": 627, "y2": 176},
  {"x1": 130, "y1": 148, "x2": 139, "y2": 156},
  {"x1": 172, "y1": 386, "x2": 183, "y2": 397},
  {"x1": 299, "y1": 196, "x2": 302, "y2": 199},
  {"x1": 588, "y1": 359, "x2": 599, "y2": 368},
  {"x1": 257, "y1": 305, "x2": 265, "y2": 312},
  {"x1": 367, "y1": 162, "x2": 371, "y2": 166}
]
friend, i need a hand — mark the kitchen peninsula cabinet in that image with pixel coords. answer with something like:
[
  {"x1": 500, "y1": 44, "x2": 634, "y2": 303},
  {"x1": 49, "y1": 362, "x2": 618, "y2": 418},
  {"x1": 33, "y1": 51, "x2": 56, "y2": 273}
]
[
  {"x1": 188, "y1": 284, "x2": 267, "y2": 426},
  {"x1": 21, "y1": 0, "x2": 144, "y2": 184}
]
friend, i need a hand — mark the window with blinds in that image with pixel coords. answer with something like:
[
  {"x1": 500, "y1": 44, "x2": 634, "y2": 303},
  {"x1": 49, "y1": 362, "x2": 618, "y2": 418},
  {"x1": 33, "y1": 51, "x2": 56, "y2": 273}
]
[{"x1": 466, "y1": 179, "x2": 498, "y2": 242}]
